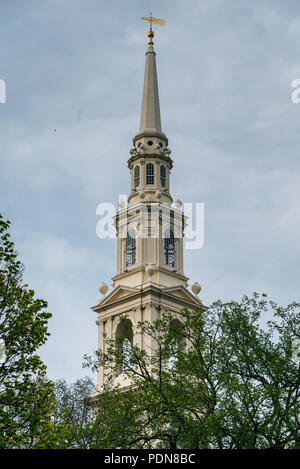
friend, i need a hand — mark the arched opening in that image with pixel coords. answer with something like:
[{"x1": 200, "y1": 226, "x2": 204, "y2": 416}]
[
  {"x1": 126, "y1": 230, "x2": 136, "y2": 267},
  {"x1": 168, "y1": 319, "x2": 184, "y2": 370},
  {"x1": 146, "y1": 163, "x2": 154, "y2": 184},
  {"x1": 160, "y1": 165, "x2": 166, "y2": 187},
  {"x1": 134, "y1": 165, "x2": 140, "y2": 188},
  {"x1": 115, "y1": 318, "x2": 134, "y2": 372},
  {"x1": 164, "y1": 229, "x2": 175, "y2": 267}
]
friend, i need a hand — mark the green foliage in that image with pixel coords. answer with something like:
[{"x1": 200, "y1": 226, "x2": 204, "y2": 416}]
[
  {"x1": 52, "y1": 377, "x2": 95, "y2": 449},
  {"x1": 82, "y1": 294, "x2": 300, "y2": 449},
  {"x1": 0, "y1": 214, "x2": 66, "y2": 448}
]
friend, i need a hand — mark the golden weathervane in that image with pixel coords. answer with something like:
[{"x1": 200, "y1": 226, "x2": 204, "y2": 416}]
[{"x1": 141, "y1": 13, "x2": 165, "y2": 45}]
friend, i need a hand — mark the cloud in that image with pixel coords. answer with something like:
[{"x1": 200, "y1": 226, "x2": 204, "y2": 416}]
[
  {"x1": 15, "y1": 231, "x2": 114, "y2": 382},
  {"x1": 1, "y1": 0, "x2": 300, "y2": 381}
]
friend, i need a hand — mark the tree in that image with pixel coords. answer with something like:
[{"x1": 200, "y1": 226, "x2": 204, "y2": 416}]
[
  {"x1": 0, "y1": 214, "x2": 65, "y2": 448},
  {"x1": 83, "y1": 294, "x2": 300, "y2": 449},
  {"x1": 52, "y1": 377, "x2": 95, "y2": 449}
]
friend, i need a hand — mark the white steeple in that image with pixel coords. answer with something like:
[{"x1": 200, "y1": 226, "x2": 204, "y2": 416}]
[
  {"x1": 92, "y1": 20, "x2": 205, "y2": 392},
  {"x1": 116, "y1": 29, "x2": 186, "y2": 289},
  {"x1": 129, "y1": 34, "x2": 171, "y2": 207},
  {"x1": 139, "y1": 43, "x2": 162, "y2": 134},
  {"x1": 134, "y1": 28, "x2": 168, "y2": 146}
]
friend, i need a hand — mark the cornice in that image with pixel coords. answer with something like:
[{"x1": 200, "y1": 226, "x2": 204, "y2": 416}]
[
  {"x1": 92, "y1": 283, "x2": 206, "y2": 315},
  {"x1": 127, "y1": 152, "x2": 173, "y2": 170}
]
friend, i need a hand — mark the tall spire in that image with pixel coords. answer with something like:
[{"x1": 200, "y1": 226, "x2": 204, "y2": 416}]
[
  {"x1": 139, "y1": 43, "x2": 162, "y2": 134},
  {"x1": 135, "y1": 15, "x2": 167, "y2": 142}
]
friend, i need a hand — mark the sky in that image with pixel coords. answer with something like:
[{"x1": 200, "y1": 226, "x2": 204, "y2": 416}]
[{"x1": 1, "y1": 0, "x2": 300, "y2": 383}]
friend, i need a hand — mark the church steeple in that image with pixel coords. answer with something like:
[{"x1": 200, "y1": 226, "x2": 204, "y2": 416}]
[
  {"x1": 116, "y1": 25, "x2": 186, "y2": 287},
  {"x1": 128, "y1": 32, "x2": 171, "y2": 207},
  {"x1": 92, "y1": 18, "x2": 204, "y2": 393},
  {"x1": 139, "y1": 43, "x2": 162, "y2": 134},
  {"x1": 134, "y1": 21, "x2": 168, "y2": 145}
]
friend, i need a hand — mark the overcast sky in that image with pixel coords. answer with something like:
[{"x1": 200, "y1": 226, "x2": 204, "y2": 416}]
[{"x1": 1, "y1": 0, "x2": 300, "y2": 383}]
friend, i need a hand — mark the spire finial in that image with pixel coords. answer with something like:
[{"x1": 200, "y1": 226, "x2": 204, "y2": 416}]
[{"x1": 141, "y1": 13, "x2": 165, "y2": 45}]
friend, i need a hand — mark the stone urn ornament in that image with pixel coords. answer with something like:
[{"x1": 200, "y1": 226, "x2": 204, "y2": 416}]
[
  {"x1": 146, "y1": 265, "x2": 156, "y2": 279},
  {"x1": 191, "y1": 282, "x2": 201, "y2": 297},
  {"x1": 98, "y1": 282, "x2": 109, "y2": 297},
  {"x1": 175, "y1": 199, "x2": 182, "y2": 209}
]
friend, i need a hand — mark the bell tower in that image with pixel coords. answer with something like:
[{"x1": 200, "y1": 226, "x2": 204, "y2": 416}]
[{"x1": 92, "y1": 19, "x2": 204, "y2": 390}]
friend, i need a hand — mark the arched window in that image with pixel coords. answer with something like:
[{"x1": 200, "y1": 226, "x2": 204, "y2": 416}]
[
  {"x1": 134, "y1": 165, "x2": 140, "y2": 188},
  {"x1": 164, "y1": 229, "x2": 175, "y2": 267},
  {"x1": 160, "y1": 165, "x2": 166, "y2": 187},
  {"x1": 115, "y1": 319, "x2": 133, "y2": 372},
  {"x1": 146, "y1": 163, "x2": 154, "y2": 184},
  {"x1": 126, "y1": 230, "x2": 136, "y2": 267},
  {"x1": 168, "y1": 319, "x2": 184, "y2": 370}
]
